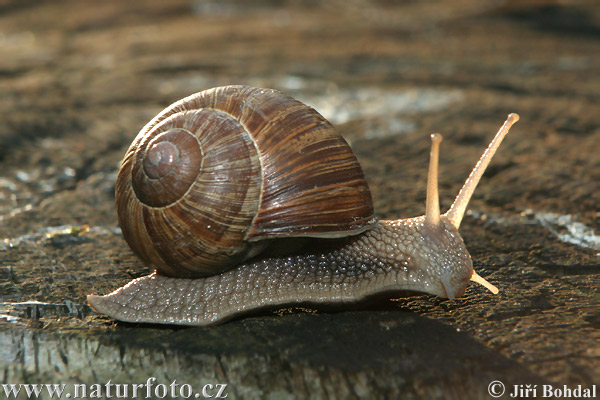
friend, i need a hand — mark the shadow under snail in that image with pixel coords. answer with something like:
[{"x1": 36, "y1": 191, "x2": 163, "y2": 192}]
[{"x1": 88, "y1": 85, "x2": 519, "y2": 326}]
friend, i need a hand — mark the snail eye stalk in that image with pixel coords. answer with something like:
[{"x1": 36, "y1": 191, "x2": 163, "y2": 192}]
[{"x1": 445, "y1": 113, "x2": 519, "y2": 229}]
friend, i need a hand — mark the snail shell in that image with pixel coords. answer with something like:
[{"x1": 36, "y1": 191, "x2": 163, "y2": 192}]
[{"x1": 116, "y1": 85, "x2": 375, "y2": 278}]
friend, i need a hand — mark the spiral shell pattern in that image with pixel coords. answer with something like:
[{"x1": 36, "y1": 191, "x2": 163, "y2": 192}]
[{"x1": 116, "y1": 86, "x2": 374, "y2": 277}]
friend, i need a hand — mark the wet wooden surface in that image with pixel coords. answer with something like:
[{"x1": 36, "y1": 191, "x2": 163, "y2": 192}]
[{"x1": 1, "y1": 0, "x2": 599, "y2": 399}]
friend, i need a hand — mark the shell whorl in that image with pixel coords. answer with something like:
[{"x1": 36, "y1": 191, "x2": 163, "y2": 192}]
[
  {"x1": 116, "y1": 85, "x2": 375, "y2": 278},
  {"x1": 133, "y1": 128, "x2": 203, "y2": 207}
]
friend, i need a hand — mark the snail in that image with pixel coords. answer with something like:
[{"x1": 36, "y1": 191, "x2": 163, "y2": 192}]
[{"x1": 88, "y1": 85, "x2": 519, "y2": 326}]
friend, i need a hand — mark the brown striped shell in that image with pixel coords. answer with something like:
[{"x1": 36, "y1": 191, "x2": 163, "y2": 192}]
[{"x1": 116, "y1": 85, "x2": 375, "y2": 278}]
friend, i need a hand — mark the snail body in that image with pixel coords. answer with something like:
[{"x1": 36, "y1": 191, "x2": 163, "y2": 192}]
[{"x1": 88, "y1": 85, "x2": 518, "y2": 326}]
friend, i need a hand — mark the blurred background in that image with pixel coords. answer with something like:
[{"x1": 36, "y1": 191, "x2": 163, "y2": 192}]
[{"x1": 1, "y1": 0, "x2": 598, "y2": 398}]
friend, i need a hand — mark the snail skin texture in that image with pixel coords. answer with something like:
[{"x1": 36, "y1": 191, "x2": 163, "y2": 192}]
[{"x1": 88, "y1": 85, "x2": 519, "y2": 326}]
